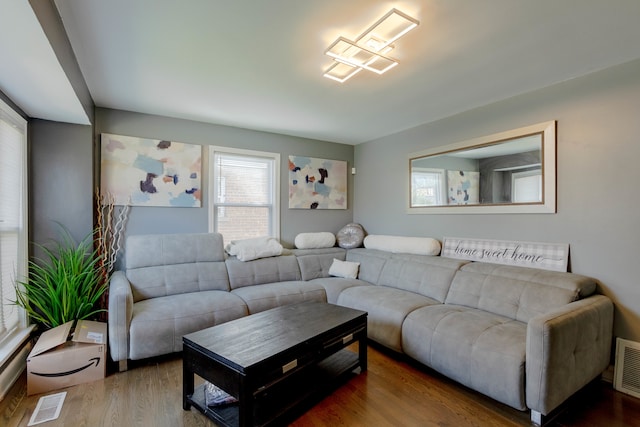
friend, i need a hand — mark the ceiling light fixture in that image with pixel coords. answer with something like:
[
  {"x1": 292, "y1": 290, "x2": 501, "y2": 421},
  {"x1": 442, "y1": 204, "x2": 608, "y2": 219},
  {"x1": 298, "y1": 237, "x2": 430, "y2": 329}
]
[
  {"x1": 326, "y1": 37, "x2": 398, "y2": 75},
  {"x1": 323, "y1": 8, "x2": 419, "y2": 83}
]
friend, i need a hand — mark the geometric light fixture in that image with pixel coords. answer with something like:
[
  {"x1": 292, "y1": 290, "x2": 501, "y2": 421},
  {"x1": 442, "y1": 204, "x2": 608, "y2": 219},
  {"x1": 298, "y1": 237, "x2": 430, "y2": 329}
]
[{"x1": 324, "y1": 9, "x2": 419, "y2": 83}]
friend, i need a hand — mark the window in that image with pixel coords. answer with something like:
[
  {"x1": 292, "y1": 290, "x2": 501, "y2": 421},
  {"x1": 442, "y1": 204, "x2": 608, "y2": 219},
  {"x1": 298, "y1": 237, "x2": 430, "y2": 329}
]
[
  {"x1": 209, "y1": 147, "x2": 280, "y2": 244},
  {"x1": 411, "y1": 168, "x2": 446, "y2": 206},
  {"x1": 0, "y1": 98, "x2": 29, "y2": 365},
  {"x1": 512, "y1": 170, "x2": 542, "y2": 203}
]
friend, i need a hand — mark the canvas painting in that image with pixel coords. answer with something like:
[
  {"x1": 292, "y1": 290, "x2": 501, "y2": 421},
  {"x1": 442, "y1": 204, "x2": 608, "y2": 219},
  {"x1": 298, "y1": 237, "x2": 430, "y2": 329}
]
[
  {"x1": 288, "y1": 156, "x2": 347, "y2": 209},
  {"x1": 101, "y1": 133, "x2": 202, "y2": 207},
  {"x1": 447, "y1": 170, "x2": 479, "y2": 205}
]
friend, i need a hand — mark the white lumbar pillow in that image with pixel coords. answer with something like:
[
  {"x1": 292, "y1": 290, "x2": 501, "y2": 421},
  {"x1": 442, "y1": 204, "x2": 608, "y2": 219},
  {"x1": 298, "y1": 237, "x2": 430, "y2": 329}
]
[
  {"x1": 294, "y1": 232, "x2": 336, "y2": 249},
  {"x1": 363, "y1": 235, "x2": 441, "y2": 256},
  {"x1": 328, "y1": 258, "x2": 360, "y2": 279}
]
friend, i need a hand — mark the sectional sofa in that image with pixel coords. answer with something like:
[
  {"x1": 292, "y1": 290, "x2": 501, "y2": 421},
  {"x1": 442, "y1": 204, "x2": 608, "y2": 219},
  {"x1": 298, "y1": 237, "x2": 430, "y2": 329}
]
[{"x1": 107, "y1": 232, "x2": 613, "y2": 425}]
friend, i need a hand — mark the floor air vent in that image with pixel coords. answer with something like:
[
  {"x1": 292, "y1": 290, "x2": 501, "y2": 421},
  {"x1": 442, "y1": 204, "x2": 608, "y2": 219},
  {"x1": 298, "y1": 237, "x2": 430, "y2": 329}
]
[
  {"x1": 28, "y1": 391, "x2": 66, "y2": 426},
  {"x1": 614, "y1": 338, "x2": 640, "y2": 399}
]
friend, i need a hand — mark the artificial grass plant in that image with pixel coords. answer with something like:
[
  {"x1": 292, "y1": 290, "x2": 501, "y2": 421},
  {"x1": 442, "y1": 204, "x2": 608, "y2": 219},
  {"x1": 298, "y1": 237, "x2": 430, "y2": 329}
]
[{"x1": 13, "y1": 226, "x2": 107, "y2": 329}]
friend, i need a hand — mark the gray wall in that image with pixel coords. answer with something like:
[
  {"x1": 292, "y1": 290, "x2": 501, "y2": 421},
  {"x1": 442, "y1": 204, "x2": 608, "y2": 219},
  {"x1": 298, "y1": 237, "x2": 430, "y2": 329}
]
[
  {"x1": 27, "y1": 1, "x2": 96, "y2": 249},
  {"x1": 95, "y1": 108, "x2": 354, "y2": 248},
  {"x1": 31, "y1": 119, "x2": 94, "y2": 247},
  {"x1": 354, "y1": 58, "x2": 640, "y2": 342}
]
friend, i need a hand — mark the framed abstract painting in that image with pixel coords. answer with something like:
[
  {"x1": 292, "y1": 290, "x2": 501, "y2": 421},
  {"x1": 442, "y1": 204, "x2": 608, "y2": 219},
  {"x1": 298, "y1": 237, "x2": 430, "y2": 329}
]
[
  {"x1": 447, "y1": 170, "x2": 479, "y2": 205},
  {"x1": 100, "y1": 133, "x2": 202, "y2": 207},
  {"x1": 288, "y1": 156, "x2": 347, "y2": 209}
]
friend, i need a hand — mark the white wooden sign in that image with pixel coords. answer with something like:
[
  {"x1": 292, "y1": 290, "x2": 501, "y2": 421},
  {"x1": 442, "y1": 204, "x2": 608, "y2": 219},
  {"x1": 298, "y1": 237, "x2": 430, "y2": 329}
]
[{"x1": 442, "y1": 237, "x2": 569, "y2": 272}]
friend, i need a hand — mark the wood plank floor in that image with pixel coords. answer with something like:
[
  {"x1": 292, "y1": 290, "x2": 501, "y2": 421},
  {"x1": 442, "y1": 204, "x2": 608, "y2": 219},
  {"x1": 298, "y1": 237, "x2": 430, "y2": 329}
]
[{"x1": 1, "y1": 343, "x2": 639, "y2": 427}]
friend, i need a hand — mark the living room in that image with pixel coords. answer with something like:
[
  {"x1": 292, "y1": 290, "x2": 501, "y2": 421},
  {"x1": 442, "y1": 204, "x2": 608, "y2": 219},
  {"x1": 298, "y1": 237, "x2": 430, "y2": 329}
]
[{"x1": 2, "y1": 1, "x2": 640, "y2": 426}]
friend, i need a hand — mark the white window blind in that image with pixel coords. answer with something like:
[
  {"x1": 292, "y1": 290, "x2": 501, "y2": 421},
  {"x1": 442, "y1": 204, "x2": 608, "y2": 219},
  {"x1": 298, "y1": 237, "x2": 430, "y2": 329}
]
[
  {"x1": 0, "y1": 98, "x2": 28, "y2": 342},
  {"x1": 209, "y1": 147, "x2": 280, "y2": 244}
]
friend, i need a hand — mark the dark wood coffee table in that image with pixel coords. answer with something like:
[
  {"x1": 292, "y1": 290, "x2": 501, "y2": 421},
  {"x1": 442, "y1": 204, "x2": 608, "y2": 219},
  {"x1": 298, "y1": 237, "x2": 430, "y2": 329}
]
[{"x1": 182, "y1": 301, "x2": 367, "y2": 427}]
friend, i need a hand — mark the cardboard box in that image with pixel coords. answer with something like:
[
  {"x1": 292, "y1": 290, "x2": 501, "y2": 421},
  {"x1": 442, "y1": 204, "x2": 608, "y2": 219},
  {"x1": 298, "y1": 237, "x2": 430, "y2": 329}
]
[{"x1": 27, "y1": 320, "x2": 107, "y2": 395}]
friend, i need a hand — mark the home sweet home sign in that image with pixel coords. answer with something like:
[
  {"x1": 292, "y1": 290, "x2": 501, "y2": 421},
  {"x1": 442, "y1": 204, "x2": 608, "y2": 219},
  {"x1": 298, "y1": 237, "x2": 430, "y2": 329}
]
[{"x1": 441, "y1": 237, "x2": 569, "y2": 272}]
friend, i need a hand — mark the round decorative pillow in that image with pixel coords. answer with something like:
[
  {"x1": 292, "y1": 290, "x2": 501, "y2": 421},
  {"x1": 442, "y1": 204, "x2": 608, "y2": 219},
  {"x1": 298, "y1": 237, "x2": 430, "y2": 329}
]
[{"x1": 336, "y1": 223, "x2": 365, "y2": 249}]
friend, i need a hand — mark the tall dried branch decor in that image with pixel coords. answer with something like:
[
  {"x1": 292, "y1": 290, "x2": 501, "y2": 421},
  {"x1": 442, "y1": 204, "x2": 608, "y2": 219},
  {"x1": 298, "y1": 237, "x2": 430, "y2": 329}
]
[
  {"x1": 96, "y1": 189, "x2": 130, "y2": 279},
  {"x1": 96, "y1": 189, "x2": 130, "y2": 317}
]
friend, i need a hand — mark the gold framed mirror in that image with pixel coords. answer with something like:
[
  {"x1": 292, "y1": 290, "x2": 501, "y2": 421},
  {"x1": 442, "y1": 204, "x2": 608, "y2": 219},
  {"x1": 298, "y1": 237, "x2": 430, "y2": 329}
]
[{"x1": 408, "y1": 121, "x2": 556, "y2": 214}]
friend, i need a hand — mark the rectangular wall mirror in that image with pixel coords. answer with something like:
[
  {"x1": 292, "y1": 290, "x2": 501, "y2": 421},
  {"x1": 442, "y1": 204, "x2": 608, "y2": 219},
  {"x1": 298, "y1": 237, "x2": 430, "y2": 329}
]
[{"x1": 408, "y1": 121, "x2": 556, "y2": 214}]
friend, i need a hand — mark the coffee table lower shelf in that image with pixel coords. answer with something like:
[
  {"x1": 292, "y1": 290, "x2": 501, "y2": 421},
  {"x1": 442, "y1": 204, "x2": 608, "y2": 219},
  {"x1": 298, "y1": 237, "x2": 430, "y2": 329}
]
[{"x1": 186, "y1": 349, "x2": 361, "y2": 427}]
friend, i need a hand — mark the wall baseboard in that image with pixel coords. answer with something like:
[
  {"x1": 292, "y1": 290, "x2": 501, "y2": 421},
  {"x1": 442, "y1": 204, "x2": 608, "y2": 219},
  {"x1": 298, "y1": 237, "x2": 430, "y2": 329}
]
[{"x1": 0, "y1": 342, "x2": 31, "y2": 401}]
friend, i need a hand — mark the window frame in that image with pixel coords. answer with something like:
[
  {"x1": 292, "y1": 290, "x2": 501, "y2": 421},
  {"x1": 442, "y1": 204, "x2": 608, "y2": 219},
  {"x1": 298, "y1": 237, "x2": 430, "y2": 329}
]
[
  {"x1": 512, "y1": 169, "x2": 542, "y2": 203},
  {"x1": 410, "y1": 167, "x2": 446, "y2": 207},
  {"x1": 208, "y1": 146, "x2": 280, "y2": 243},
  {"x1": 0, "y1": 97, "x2": 32, "y2": 390}
]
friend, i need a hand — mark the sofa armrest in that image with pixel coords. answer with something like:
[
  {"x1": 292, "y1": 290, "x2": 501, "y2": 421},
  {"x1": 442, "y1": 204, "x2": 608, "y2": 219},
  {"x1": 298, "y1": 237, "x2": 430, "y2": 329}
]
[
  {"x1": 108, "y1": 270, "x2": 134, "y2": 364},
  {"x1": 526, "y1": 294, "x2": 613, "y2": 415}
]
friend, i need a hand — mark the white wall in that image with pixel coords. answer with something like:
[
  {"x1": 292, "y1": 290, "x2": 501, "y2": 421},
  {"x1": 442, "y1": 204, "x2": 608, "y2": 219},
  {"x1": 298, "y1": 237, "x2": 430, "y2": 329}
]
[{"x1": 354, "y1": 58, "x2": 640, "y2": 342}]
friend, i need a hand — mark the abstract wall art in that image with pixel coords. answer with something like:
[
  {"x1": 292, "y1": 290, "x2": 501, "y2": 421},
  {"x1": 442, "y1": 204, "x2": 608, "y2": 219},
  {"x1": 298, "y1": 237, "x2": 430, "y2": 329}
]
[
  {"x1": 288, "y1": 156, "x2": 347, "y2": 209},
  {"x1": 100, "y1": 133, "x2": 202, "y2": 207},
  {"x1": 447, "y1": 170, "x2": 479, "y2": 205}
]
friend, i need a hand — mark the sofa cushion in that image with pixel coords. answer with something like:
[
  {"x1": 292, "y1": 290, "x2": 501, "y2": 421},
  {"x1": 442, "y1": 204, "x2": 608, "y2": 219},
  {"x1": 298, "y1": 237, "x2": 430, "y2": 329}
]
[
  {"x1": 402, "y1": 304, "x2": 527, "y2": 410},
  {"x1": 125, "y1": 233, "x2": 230, "y2": 302},
  {"x1": 127, "y1": 262, "x2": 230, "y2": 302},
  {"x1": 309, "y1": 277, "x2": 371, "y2": 304},
  {"x1": 345, "y1": 248, "x2": 389, "y2": 284},
  {"x1": 226, "y1": 254, "x2": 301, "y2": 289},
  {"x1": 445, "y1": 262, "x2": 598, "y2": 322},
  {"x1": 292, "y1": 247, "x2": 346, "y2": 281},
  {"x1": 129, "y1": 290, "x2": 248, "y2": 360},
  {"x1": 378, "y1": 254, "x2": 468, "y2": 302},
  {"x1": 231, "y1": 281, "x2": 326, "y2": 314},
  {"x1": 126, "y1": 232, "x2": 226, "y2": 267},
  {"x1": 337, "y1": 285, "x2": 440, "y2": 352}
]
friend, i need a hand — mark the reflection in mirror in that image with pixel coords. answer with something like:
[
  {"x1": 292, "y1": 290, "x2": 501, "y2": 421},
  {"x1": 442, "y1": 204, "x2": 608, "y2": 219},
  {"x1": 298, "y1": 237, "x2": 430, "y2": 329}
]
[
  {"x1": 411, "y1": 135, "x2": 541, "y2": 206},
  {"x1": 408, "y1": 121, "x2": 556, "y2": 214}
]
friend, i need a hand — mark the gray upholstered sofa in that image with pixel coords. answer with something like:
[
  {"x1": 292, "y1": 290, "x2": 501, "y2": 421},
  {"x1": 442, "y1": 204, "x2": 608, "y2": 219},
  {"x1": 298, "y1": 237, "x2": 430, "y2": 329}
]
[
  {"x1": 108, "y1": 233, "x2": 336, "y2": 370},
  {"x1": 107, "y1": 232, "x2": 613, "y2": 425},
  {"x1": 313, "y1": 248, "x2": 613, "y2": 425}
]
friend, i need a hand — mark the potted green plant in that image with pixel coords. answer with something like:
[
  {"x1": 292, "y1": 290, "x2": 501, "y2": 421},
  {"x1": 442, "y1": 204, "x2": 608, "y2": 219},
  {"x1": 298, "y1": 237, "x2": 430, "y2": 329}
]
[{"x1": 13, "y1": 226, "x2": 108, "y2": 329}]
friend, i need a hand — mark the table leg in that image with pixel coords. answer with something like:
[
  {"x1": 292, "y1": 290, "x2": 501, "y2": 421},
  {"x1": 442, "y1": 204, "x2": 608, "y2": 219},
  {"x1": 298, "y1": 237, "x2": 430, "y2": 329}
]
[
  {"x1": 237, "y1": 376, "x2": 253, "y2": 427},
  {"x1": 183, "y1": 351, "x2": 194, "y2": 410},
  {"x1": 359, "y1": 333, "x2": 368, "y2": 372}
]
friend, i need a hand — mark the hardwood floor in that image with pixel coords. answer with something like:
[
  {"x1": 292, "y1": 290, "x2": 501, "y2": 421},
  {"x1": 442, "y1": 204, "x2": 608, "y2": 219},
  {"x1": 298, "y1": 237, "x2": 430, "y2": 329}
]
[{"x1": 1, "y1": 343, "x2": 639, "y2": 427}]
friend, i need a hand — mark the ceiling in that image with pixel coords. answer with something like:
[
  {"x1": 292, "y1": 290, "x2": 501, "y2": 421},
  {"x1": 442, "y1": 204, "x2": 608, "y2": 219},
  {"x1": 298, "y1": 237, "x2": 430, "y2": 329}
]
[
  {"x1": 3, "y1": 1, "x2": 640, "y2": 144},
  {"x1": 0, "y1": 0, "x2": 89, "y2": 124}
]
